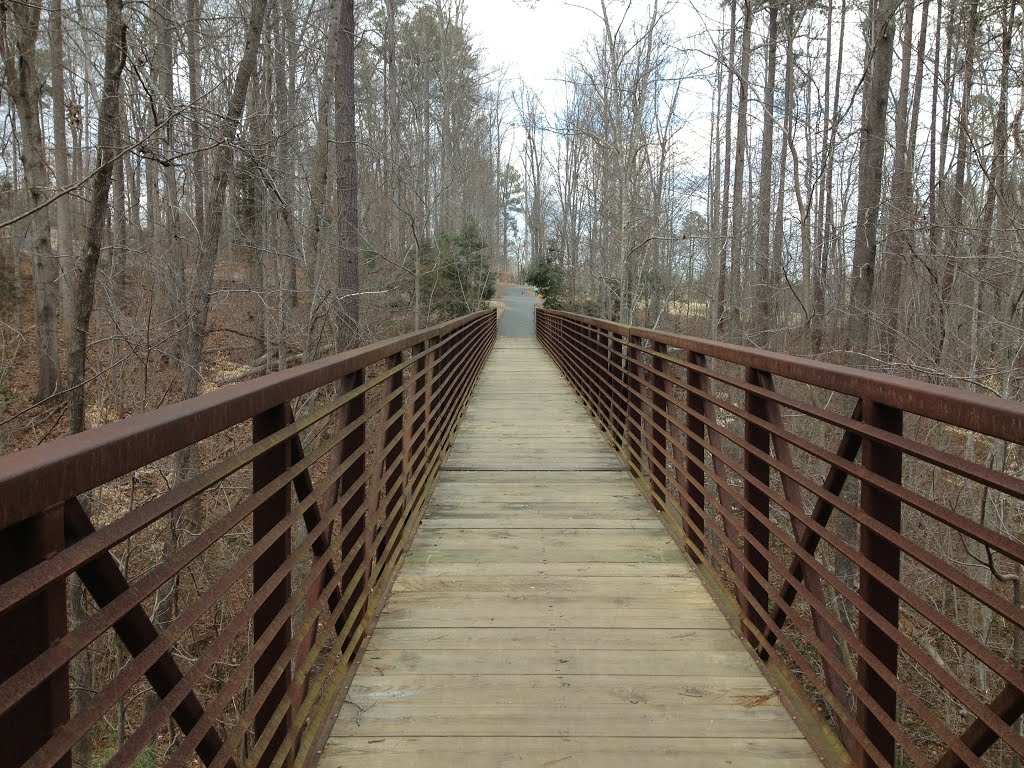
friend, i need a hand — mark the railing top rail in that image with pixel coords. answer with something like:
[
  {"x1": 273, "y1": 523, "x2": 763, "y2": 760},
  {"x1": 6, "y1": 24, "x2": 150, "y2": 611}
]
[
  {"x1": 539, "y1": 309, "x2": 1024, "y2": 444},
  {"x1": 0, "y1": 310, "x2": 493, "y2": 529}
]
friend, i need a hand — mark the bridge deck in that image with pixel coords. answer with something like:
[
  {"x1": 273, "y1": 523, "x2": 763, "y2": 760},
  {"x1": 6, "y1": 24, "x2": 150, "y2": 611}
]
[{"x1": 317, "y1": 338, "x2": 822, "y2": 767}]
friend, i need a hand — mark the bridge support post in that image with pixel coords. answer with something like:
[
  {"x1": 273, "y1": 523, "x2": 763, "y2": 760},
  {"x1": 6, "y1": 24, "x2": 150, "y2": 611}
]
[
  {"x1": 252, "y1": 403, "x2": 293, "y2": 768},
  {"x1": 742, "y1": 367, "x2": 771, "y2": 647},
  {"x1": 682, "y1": 351, "x2": 707, "y2": 560},
  {"x1": 0, "y1": 503, "x2": 69, "y2": 768},
  {"x1": 589, "y1": 326, "x2": 607, "y2": 427},
  {"x1": 375, "y1": 351, "x2": 406, "y2": 600},
  {"x1": 611, "y1": 330, "x2": 627, "y2": 449},
  {"x1": 649, "y1": 342, "x2": 669, "y2": 516},
  {"x1": 857, "y1": 400, "x2": 903, "y2": 768},
  {"x1": 404, "y1": 342, "x2": 427, "y2": 553},
  {"x1": 338, "y1": 369, "x2": 368, "y2": 636},
  {"x1": 626, "y1": 335, "x2": 643, "y2": 477}
]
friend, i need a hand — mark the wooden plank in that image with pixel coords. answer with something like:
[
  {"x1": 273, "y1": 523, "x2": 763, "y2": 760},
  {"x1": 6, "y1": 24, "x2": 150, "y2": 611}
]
[
  {"x1": 320, "y1": 737, "x2": 822, "y2": 768},
  {"x1": 347, "y1": 672, "x2": 776, "y2": 704},
  {"x1": 376, "y1": 604, "x2": 727, "y2": 628},
  {"x1": 356, "y1": 649, "x2": 762, "y2": 676},
  {"x1": 423, "y1": 500, "x2": 656, "y2": 515},
  {"x1": 366, "y1": 627, "x2": 734, "y2": 651},
  {"x1": 396, "y1": 562, "x2": 690, "y2": 577},
  {"x1": 389, "y1": 575, "x2": 704, "y2": 594},
  {"x1": 418, "y1": 516, "x2": 662, "y2": 529},
  {"x1": 410, "y1": 528, "x2": 677, "y2": 546},
  {"x1": 402, "y1": 548, "x2": 687, "y2": 564},
  {"x1": 333, "y1": 700, "x2": 805, "y2": 738}
]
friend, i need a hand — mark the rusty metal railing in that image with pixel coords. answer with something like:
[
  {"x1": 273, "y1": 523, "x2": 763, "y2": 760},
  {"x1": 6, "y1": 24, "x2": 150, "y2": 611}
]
[
  {"x1": 537, "y1": 308, "x2": 1024, "y2": 768},
  {"x1": 0, "y1": 308, "x2": 495, "y2": 768}
]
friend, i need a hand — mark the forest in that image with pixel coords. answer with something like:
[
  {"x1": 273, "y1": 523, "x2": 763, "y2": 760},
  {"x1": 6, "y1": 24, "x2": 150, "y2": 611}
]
[
  {"x1": 1, "y1": 0, "x2": 1021, "y2": 436},
  {"x1": 0, "y1": 0, "x2": 1022, "y2": 764}
]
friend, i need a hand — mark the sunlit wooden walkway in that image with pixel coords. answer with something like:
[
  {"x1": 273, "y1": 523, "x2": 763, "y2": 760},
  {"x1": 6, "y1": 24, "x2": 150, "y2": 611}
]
[{"x1": 317, "y1": 338, "x2": 822, "y2": 767}]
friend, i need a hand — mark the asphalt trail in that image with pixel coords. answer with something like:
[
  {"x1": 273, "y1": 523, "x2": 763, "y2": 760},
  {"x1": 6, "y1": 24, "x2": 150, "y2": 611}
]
[{"x1": 497, "y1": 284, "x2": 540, "y2": 337}]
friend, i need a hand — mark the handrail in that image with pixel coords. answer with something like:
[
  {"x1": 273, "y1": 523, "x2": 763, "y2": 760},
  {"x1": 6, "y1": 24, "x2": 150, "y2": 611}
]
[
  {"x1": 537, "y1": 308, "x2": 1024, "y2": 768},
  {"x1": 0, "y1": 310, "x2": 493, "y2": 529},
  {"x1": 0, "y1": 309, "x2": 497, "y2": 768}
]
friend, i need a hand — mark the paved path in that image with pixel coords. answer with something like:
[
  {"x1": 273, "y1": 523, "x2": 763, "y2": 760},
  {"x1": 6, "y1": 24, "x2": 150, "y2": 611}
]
[
  {"x1": 497, "y1": 284, "x2": 539, "y2": 337},
  {"x1": 317, "y1": 337, "x2": 822, "y2": 767}
]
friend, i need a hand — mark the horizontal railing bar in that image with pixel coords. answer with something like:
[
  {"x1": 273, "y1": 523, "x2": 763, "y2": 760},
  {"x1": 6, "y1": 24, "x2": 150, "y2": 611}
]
[
  {"x1": 618, "y1": 361, "x2": 1024, "y2": 630},
  {"x1": 617, "y1": 375, "x2": 1024, "y2": 665},
  {"x1": 597, "y1": 327, "x2": 1024, "y2": 568},
  {"x1": 631, "y1": 336, "x2": 1024, "y2": 504},
  {"x1": 0, "y1": 318, "x2": 485, "y2": 621},
  {"x1": 542, "y1": 309, "x2": 1024, "y2": 443},
  {"x1": 0, "y1": 311, "x2": 493, "y2": 528},
  {"x1": 5, "y1": 438, "x2": 371, "y2": 736}
]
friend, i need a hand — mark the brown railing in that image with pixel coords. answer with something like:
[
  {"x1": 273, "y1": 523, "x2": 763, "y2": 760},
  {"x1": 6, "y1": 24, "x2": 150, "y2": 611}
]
[
  {"x1": 0, "y1": 309, "x2": 495, "y2": 768},
  {"x1": 537, "y1": 308, "x2": 1024, "y2": 768}
]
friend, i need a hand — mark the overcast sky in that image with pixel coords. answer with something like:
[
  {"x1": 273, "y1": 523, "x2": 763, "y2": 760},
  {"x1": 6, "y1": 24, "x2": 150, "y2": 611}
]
[
  {"x1": 462, "y1": 1, "x2": 714, "y2": 148},
  {"x1": 465, "y1": 1, "x2": 713, "y2": 101},
  {"x1": 463, "y1": 1, "x2": 595, "y2": 104}
]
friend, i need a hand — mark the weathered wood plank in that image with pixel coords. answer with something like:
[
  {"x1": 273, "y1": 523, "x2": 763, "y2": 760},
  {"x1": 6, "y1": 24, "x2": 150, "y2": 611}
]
[
  {"x1": 319, "y1": 737, "x2": 822, "y2": 768},
  {"x1": 356, "y1": 648, "x2": 763, "y2": 676},
  {"x1": 332, "y1": 701, "x2": 804, "y2": 737},
  {"x1": 366, "y1": 627, "x2": 733, "y2": 650},
  {"x1": 346, "y1": 672, "x2": 775, "y2": 704}
]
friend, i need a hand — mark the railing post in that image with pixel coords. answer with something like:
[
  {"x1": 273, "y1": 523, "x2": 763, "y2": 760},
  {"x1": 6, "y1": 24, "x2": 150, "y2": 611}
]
[
  {"x1": 403, "y1": 342, "x2": 427, "y2": 553},
  {"x1": 425, "y1": 336, "x2": 437, "y2": 424},
  {"x1": 374, "y1": 351, "x2": 405, "y2": 593},
  {"x1": 338, "y1": 369, "x2": 368, "y2": 634},
  {"x1": 742, "y1": 367, "x2": 771, "y2": 647},
  {"x1": 252, "y1": 403, "x2": 293, "y2": 768},
  {"x1": 682, "y1": 351, "x2": 707, "y2": 560},
  {"x1": 857, "y1": 400, "x2": 903, "y2": 768},
  {"x1": 0, "y1": 504, "x2": 69, "y2": 768},
  {"x1": 590, "y1": 325, "x2": 606, "y2": 426},
  {"x1": 626, "y1": 336, "x2": 643, "y2": 475},
  {"x1": 649, "y1": 341, "x2": 669, "y2": 515}
]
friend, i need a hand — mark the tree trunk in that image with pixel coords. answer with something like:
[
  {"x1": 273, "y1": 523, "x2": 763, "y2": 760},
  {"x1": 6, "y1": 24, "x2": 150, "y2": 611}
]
[
  {"x1": 753, "y1": 3, "x2": 778, "y2": 344},
  {"x1": 1, "y1": 0, "x2": 63, "y2": 400},
  {"x1": 67, "y1": 0, "x2": 127, "y2": 435},
  {"x1": 714, "y1": 2, "x2": 737, "y2": 338},
  {"x1": 728, "y1": 0, "x2": 752, "y2": 338},
  {"x1": 334, "y1": 0, "x2": 360, "y2": 351},
  {"x1": 49, "y1": 0, "x2": 76, "y2": 341},
  {"x1": 847, "y1": 0, "x2": 897, "y2": 364}
]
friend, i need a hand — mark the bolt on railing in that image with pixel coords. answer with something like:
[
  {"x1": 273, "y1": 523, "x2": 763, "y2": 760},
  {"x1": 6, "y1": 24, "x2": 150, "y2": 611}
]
[
  {"x1": 0, "y1": 309, "x2": 496, "y2": 768},
  {"x1": 537, "y1": 308, "x2": 1024, "y2": 768}
]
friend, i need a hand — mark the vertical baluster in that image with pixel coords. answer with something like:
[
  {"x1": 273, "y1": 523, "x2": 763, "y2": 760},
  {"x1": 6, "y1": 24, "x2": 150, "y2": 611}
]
[
  {"x1": 649, "y1": 341, "x2": 669, "y2": 516},
  {"x1": 374, "y1": 351, "x2": 405, "y2": 597},
  {"x1": 589, "y1": 325, "x2": 603, "y2": 424},
  {"x1": 857, "y1": 401, "x2": 903, "y2": 768},
  {"x1": 403, "y1": 342, "x2": 427, "y2": 553},
  {"x1": 252, "y1": 404, "x2": 293, "y2": 768},
  {"x1": 604, "y1": 327, "x2": 618, "y2": 443},
  {"x1": 626, "y1": 334, "x2": 642, "y2": 476},
  {"x1": 742, "y1": 367, "x2": 771, "y2": 647},
  {"x1": 338, "y1": 368, "x2": 367, "y2": 640},
  {"x1": 425, "y1": 336, "x2": 437, "y2": 426},
  {"x1": 0, "y1": 504, "x2": 69, "y2": 768},
  {"x1": 683, "y1": 351, "x2": 707, "y2": 560}
]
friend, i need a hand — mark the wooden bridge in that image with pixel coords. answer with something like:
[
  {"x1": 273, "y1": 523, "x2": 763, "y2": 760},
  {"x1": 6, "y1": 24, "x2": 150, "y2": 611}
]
[{"x1": 1, "y1": 303, "x2": 1023, "y2": 768}]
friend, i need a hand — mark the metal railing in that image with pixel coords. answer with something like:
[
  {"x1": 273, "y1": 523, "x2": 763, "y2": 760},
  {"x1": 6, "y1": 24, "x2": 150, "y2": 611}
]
[
  {"x1": 537, "y1": 308, "x2": 1024, "y2": 768},
  {"x1": 0, "y1": 309, "x2": 496, "y2": 768}
]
